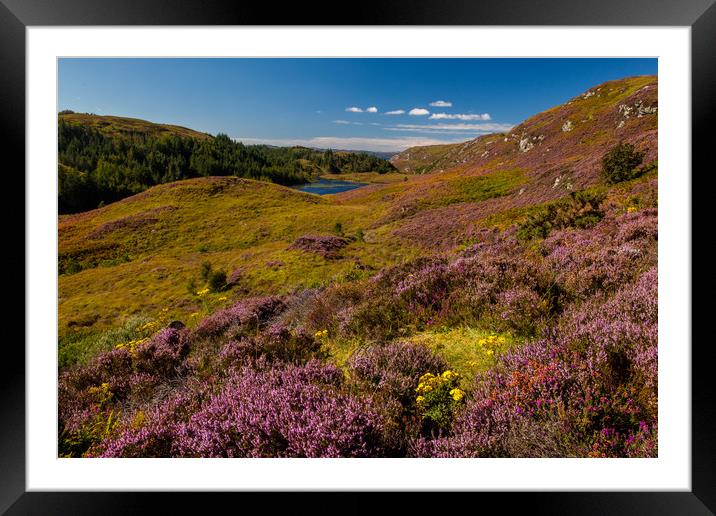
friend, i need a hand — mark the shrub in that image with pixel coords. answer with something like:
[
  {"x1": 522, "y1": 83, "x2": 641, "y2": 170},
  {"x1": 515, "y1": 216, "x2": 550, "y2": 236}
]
[
  {"x1": 541, "y1": 209, "x2": 657, "y2": 299},
  {"x1": 415, "y1": 370, "x2": 465, "y2": 434},
  {"x1": 288, "y1": 235, "x2": 350, "y2": 259},
  {"x1": 192, "y1": 296, "x2": 286, "y2": 339},
  {"x1": 411, "y1": 268, "x2": 657, "y2": 458},
  {"x1": 217, "y1": 323, "x2": 326, "y2": 368},
  {"x1": 517, "y1": 190, "x2": 605, "y2": 242},
  {"x1": 348, "y1": 342, "x2": 447, "y2": 407},
  {"x1": 602, "y1": 142, "x2": 645, "y2": 184},
  {"x1": 172, "y1": 361, "x2": 387, "y2": 457},
  {"x1": 207, "y1": 269, "x2": 227, "y2": 292}
]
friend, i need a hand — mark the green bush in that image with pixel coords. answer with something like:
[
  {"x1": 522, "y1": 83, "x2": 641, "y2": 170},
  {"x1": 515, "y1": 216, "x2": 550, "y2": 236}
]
[
  {"x1": 207, "y1": 269, "x2": 227, "y2": 292},
  {"x1": 602, "y1": 142, "x2": 645, "y2": 184},
  {"x1": 517, "y1": 189, "x2": 606, "y2": 242}
]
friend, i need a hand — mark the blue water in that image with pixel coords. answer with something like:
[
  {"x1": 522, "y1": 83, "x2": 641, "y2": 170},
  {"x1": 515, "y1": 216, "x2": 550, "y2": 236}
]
[{"x1": 293, "y1": 178, "x2": 369, "y2": 195}]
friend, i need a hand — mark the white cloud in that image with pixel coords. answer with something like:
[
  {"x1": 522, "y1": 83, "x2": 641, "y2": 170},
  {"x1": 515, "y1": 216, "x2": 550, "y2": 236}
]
[
  {"x1": 383, "y1": 122, "x2": 514, "y2": 134},
  {"x1": 429, "y1": 100, "x2": 452, "y2": 107},
  {"x1": 408, "y1": 108, "x2": 430, "y2": 116},
  {"x1": 333, "y1": 120, "x2": 363, "y2": 125},
  {"x1": 366, "y1": 106, "x2": 378, "y2": 113},
  {"x1": 429, "y1": 113, "x2": 492, "y2": 121},
  {"x1": 232, "y1": 135, "x2": 468, "y2": 153},
  {"x1": 345, "y1": 106, "x2": 363, "y2": 113},
  {"x1": 385, "y1": 109, "x2": 405, "y2": 115}
]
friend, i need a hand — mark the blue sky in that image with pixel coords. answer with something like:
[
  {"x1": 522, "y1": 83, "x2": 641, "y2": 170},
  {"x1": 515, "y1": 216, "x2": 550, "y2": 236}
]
[{"x1": 59, "y1": 58, "x2": 657, "y2": 152}]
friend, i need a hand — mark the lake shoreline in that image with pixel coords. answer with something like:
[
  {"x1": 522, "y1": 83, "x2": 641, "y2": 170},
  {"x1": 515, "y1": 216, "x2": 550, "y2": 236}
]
[{"x1": 292, "y1": 177, "x2": 370, "y2": 195}]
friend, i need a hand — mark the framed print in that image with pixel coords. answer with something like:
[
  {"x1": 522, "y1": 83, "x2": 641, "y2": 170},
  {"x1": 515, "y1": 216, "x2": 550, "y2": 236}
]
[{"x1": 3, "y1": 0, "x2": 714, "y2": 513}]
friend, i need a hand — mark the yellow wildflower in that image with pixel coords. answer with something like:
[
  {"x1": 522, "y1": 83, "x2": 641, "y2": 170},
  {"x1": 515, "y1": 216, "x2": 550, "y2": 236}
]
[
  {"x1": 197, "y1": 287, "x2": 210, "y2": 297},
  {"x1": 450, "y1": 388, "x2": 465, "y2": 402},
  {"x1": 441, "y1": 370, "x2": 458, "y2": 381},
  {"x1": 190, "y1": 312, "x2": 200, "y2": 318},
  {"x1": 627, "y1": 206, "x2": 637, "y2": 213},
  {"x1": 218, "y1": 296, "x2": 228, "y2": 301}
]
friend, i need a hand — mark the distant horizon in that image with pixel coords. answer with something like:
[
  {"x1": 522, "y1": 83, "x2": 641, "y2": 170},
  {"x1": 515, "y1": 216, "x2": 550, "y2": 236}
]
[{"x1": 59, "y1": 58, "x2": 657, "y2": 152}]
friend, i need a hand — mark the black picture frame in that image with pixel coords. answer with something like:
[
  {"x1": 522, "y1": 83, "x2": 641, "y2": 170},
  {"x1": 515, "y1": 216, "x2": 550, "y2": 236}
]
[{"x1": 3, "y1": 1, "x2": 712, "y2": 513}]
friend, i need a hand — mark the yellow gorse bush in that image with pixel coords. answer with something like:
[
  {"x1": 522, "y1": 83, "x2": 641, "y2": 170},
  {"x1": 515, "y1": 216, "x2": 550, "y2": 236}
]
[
  {"x1": 415, "y1": 369, "x2": 465, "y2": 429},
  {"x1": 449, "y1": 388, "x2": 465, "y2": 401},
  {"x1": 415, "y1": 370, "x2": 460, "y2": 399}
]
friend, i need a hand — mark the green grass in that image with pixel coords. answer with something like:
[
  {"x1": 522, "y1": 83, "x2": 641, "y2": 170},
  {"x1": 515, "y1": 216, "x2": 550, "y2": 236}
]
[
  {"x1": 407, "y1": 326, "x2": 519, "y2": 387},
  {"x1": 59, "y1": 315, "x2": 153, "y2": 368},
  {"x1": 59, "y1": 112, "x2": 212, "y2": 140},
  {"x1": 58, "y1": 177, "x2": 422, "y2": 336},
  {"x1": 418, "y1": 167, "x2": 526, "y2": 209},
  {"x1": 391, "y1": 143, "x2": 462, "y2": 174}
]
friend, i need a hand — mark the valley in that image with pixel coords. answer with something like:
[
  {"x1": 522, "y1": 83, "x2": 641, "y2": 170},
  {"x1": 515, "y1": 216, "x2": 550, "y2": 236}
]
[{"x1": 58, "y1": 74, "x2": 659, "y2": 459}]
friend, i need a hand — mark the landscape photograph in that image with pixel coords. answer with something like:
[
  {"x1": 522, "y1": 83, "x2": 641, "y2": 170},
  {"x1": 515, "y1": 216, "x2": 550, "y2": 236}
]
[{"x1": 57, "y1": 57, "x2": 658, "y2": 458}]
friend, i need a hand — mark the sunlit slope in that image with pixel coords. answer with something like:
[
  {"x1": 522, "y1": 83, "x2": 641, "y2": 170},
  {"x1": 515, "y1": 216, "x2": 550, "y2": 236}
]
[
  {"x1": 391, "y1": 75, "x2": 656, "y2": 176},
  {"x1": 58, "y1": 177, "x2": 423, "y2": 334},
  {"x1": 59, "y1": 76, "x2": 658, "y2": 335},
  {"x1": 59, "y1": 112, "x2": 213, "y2": 140},
  {"x1": 348, "y1": 75, "x2": 658, "y2": 247}
]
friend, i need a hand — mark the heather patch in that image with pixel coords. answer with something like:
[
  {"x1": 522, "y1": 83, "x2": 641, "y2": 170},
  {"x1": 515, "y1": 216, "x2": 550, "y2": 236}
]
[
  {"x1": 288, "y1": 234, "x2": 351, "y2": 259},
  {"x1": 58, "y1": 75, "x2": 659, "y2": 458}
]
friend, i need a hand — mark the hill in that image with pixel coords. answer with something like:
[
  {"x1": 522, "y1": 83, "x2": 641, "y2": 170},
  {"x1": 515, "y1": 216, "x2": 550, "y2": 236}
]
[
  {"x1": 58, "y1": 76, "x2": 659, "y2": 459},
  {"x1": 58, "y1": 113, "x2": 397, "y2": 213},
  {"x1": 389, "y1": 142, "x2": 462, "y2": 173},
  {"x1": 59, "y1": 111, "x2": 213, "y2": 140},
  {"x1": 59, "y1": 75, "x2": 658, "y2": 337},
  {"x1": 391, "y1": 75, "x2": 657, "y2": 176}
]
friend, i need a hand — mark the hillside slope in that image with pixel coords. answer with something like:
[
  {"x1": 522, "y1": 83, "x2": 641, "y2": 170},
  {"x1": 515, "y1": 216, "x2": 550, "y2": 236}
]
[
  {"x1": 58, "y1": 114, "x2": 397, "y2": 214},
  {"x1": 391, "y1": 75, "x2": 657, "y2": 176},
  {"x1": 59, "y1": 112, "x2": 213, "y2": 140},
  {"x1": 358, "y1": 75, "x2": 657, "y2": 247},
  {"x1": 59, "y1": 75, "x2": 658, "y2": 339}
]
